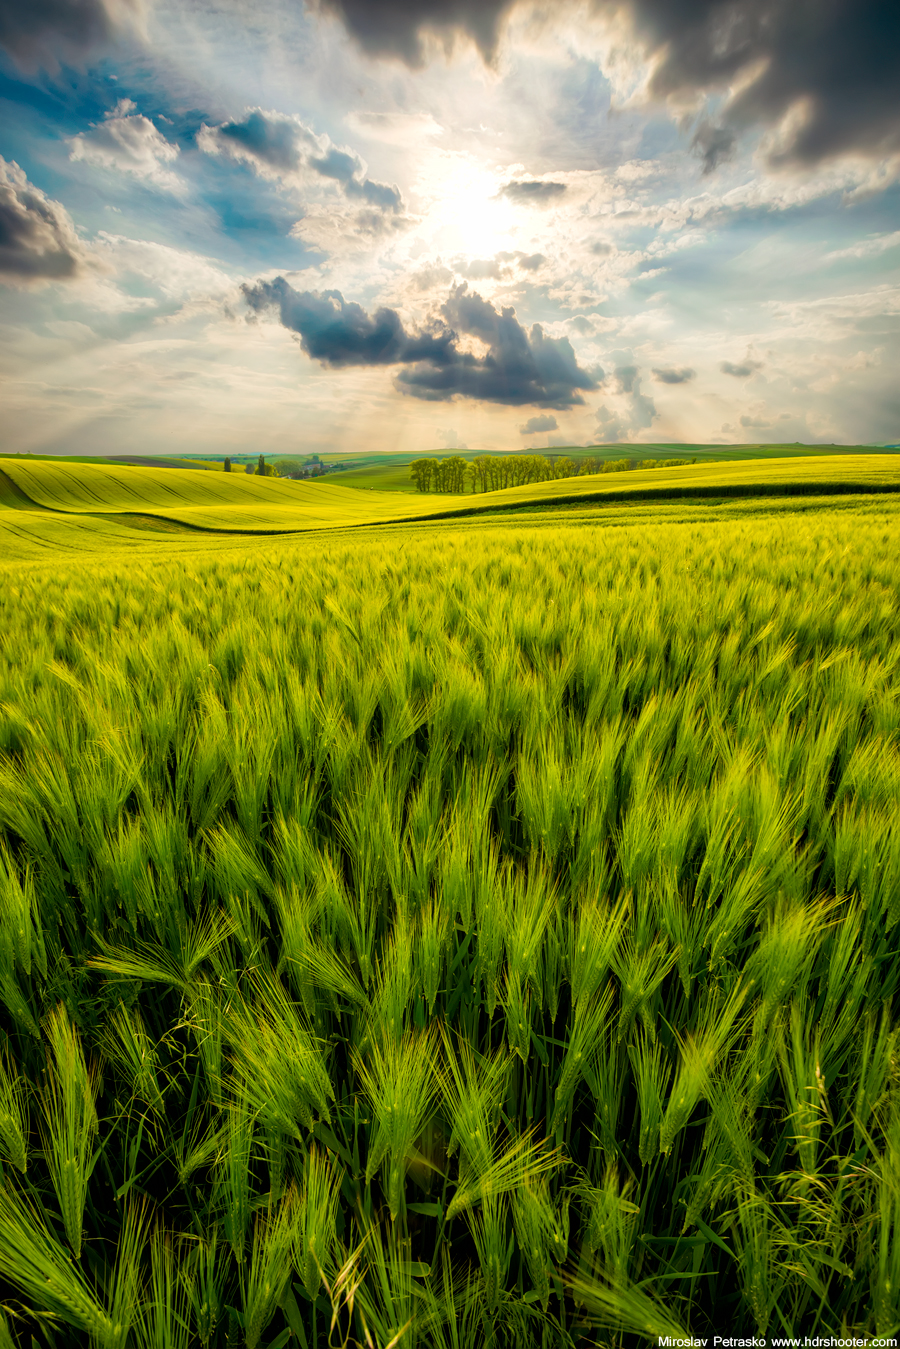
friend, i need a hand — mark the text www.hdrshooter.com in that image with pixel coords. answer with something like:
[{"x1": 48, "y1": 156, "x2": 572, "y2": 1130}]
[{"x1": 658, "y1": 1339, "x2": 899, "y2": 1347}]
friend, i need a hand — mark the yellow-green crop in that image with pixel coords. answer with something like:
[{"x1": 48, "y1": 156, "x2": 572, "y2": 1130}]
[{"x1": 0, "y1": 462, "x2": 898, "y2": 1346}]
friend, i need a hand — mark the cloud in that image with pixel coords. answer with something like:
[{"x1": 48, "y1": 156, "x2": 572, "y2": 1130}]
[
  {"x1": 614, "y1": 364, "x2": 639, "y2": 392},
  {"x1": 595, "y1": 366, "x2": 658, "y2": 441},
  {"x1": 652, "y1": 365, "x2": 695, "y2": 383},
  {"x1": 453, "y1": 251, "x2": 545, "y2": 280},
  {"x1": 739, "y1": 413, "x2": 772, "y2": 429},
  {"x1": 312, "y1": 0, "x2": 899, "y2": 171},
  {"x1": 691, "y1": 121, "x2": 736, "y2": 175},
  {"x1": 595, "y1": 404, "x2": 629, "y2": 443},
  {"x1": 413, "y1": 263, "x2": 454, "y2": 290},
  {"x1": 0, "y1": 0, "x2": 143, "y2": 70},
  {"x1": 519, "y1": 413, "x2": 558, "y2": 434},
  {"x1": 93, "y1": 233, "x2": 232, "y2": 301},
  {"x1": 68, "y1": 101, "x2": 181, "y2": 191},
  {"x1": 0, "y1": 158, "x2": 91, "y2": 282},
  {"x1": 462, "y1": 257, "x2": 505, "y2": 280},
  {"x1": 438, "y1": 427, "x2": 467, "y2": 449},
  {"x1": 823, "y1": 231, "x2": 900, "y2": 263},
  {"x1": 310, "y1": 0, "x2": 515, "y2": 65},
  {"x1": 499, "y1": 179, "x2": 567, "y2": 204},
  {"x1": 720, "y1": 359, "x2": 764, "y2": 377},
  {"x1": 198, "y1": 108, "x2": 402, "y2": 212},
  {"x1": 243, "y1": 277, "x2": 599, "y2": 408},
  {"x1": 620, "y1": 0, "x2": 900, "y2": 170}
]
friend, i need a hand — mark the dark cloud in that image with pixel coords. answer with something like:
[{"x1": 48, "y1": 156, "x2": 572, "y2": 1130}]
[
  {"x1": 212, "y1": 110, "x2": 302, "y2": 173},
  {"x1": 720, "y1": 359, "x2": 763, "y2": 377},
  {"x1": 622, "y1": 0, "x2": 900, "y2": 168},
  {"x1": 311, "y1": 0, "x2": 515, "y2": 64},
  {"x1": 345, "y1": 178, "x2": 401, "y2": 211},
  {"x1": 691, "y1": 121, "x2": 736, "y2": 174},
  {"x1": 242, "y1": 277, "x2": 448, "y2": 366},
  {"x1": 199, "y1": 110, "x2": 402, "y2": 212},
  {"x1": 652, "y1": 365, "x2": 696, "y2": 383},
  {"x1": 313, "y1": 0, "x2": 900, "y2": 170},
  {"x1": 517, "y1": 252, "x2": 546, "y2": 271},
  {"x1": 500, "y1": 179, "x2": 568, "y2": 204},
  {"x1": 591, "y1": 241, "x2": 613, "y2": 256},
  {"x1": 243, "y1": 277, "x2": 598, "y2": 409},
  {"x1": 0, "y1": 0, "x2": 140, "y2": 69},
  {"x1": 519, "y1": 413, "x2": 558, "y2": 434},
  {"x1": 0, "y1": 158, "x2": 88, "y2": 281}
]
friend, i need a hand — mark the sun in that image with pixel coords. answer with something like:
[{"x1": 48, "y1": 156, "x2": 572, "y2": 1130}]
[{"x1": 421, "y1": 159, "x2": 519, "y2": 259}]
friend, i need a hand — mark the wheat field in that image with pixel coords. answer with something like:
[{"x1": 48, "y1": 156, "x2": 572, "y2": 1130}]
[{"x1": 0, "y1": 466, "x2": 898, "y2": 1347}]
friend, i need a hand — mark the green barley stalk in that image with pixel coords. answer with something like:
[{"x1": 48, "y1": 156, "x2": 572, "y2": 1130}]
[
  {"x1": 38, "y1": 1002, "x2": 100, "y2": 1259},
  {"x1": 177, "y1": 1230, "x2": 222, "y2": 1347},
  {"x1": 241, "y1": 1189, "x2": 297, "y2": 1349},
  {"x1": 98, "y1": 1002, "x2": 165, "y2": 1116},
  {"x1": 293, "y1": 1144, "x2": 343, "y2": 1301},
  {"x1": 354, "y1": 1027, "x2": 438, "y2": 1221},
  {"x1": 512, "y1": 1175, "x2": 569, "y2": 1309},
  {"x1": 133, "y1": 1222, "x2": 192, "y2": 1349},
  {"x1": 626, "y1": 1029, "x2": 672, "y2": 1166},
  {"x1": 0, "y1": 1039, "x2": 28, "y2": 1173},
  {"x1": 0, "y1": 1182, "x2": 111, "y2": 1338}
]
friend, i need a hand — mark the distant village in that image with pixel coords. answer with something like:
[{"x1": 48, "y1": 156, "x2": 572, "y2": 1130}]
[{"x1": 280, "y1": 461, "x2": 348, "y2": 480}]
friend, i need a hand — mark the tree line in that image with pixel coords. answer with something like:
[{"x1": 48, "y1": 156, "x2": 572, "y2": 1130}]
[{"x1": 408, "y1": 453, "x2": 692, "y2": 494}]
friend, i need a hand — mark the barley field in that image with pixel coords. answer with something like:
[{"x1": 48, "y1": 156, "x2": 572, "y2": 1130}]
[
  {"x1": 1, "y1": 455, "x2": 899, "y2": 556},
  {"x1": 0, "y1": 465, "x2": 898, "y2": 1347}
]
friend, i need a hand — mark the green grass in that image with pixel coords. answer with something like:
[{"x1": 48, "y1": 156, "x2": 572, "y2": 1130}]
[
  {"x1": 334, "y1": 464, "x2": 423, "y2": 492},
  {"x1": 0, "y1": 462, "x2": 898, "y2": 1347}
]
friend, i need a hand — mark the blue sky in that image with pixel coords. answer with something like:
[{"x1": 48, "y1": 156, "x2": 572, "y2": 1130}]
[{"x1": 1, "y1": 0, "x2": 898, "y2": 456}]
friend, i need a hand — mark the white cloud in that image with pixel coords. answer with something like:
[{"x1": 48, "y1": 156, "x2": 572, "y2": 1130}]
[
  {"x1": 68, "y1": 102, "x2": 182, "y2": 192},
  {"x1": 437, "y1": 427, "x2": 467, "y2": 449},
  {"x1": 823, "y1": 231, "x2": 900, "y2": 263},
  {"x1": 93, "y1": 234, "x2": 234, "y2": 302}
]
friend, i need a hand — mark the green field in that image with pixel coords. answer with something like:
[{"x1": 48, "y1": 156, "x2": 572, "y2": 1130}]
[
  {"x1": 334, "y1": 462, "x2": 422, "y2": 491},
  {"x1": 1, "y1": 455, "x2": 899, "y2": 561},
  {"x1": 0, "y1": 457, "x2": 898, "y2": 1348}
]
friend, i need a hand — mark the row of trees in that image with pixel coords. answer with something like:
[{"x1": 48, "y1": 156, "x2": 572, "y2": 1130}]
[
  {"x1": 223, "y1": 454, "x2": 276, "y2": 475},
  {"x1": 409, "y1": 453, "x2": 691, "y2": 494}
]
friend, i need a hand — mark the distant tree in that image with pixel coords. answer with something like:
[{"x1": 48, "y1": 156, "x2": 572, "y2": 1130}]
[
  {"x1": 471, "y1": 456, "x2": 490, "y2": 493},
  {"x1": 258, "y1": 454, "x2": 266, "y2": 476},
  {"x1": 409, "y1": 459, "x2": 434, "y2": 492},
  {"x1": 224, "y1": 457, "x2": 232, "y2": 472},
  {"x1": 444, "y1": 455, "x2": 467, "y2": 493}
]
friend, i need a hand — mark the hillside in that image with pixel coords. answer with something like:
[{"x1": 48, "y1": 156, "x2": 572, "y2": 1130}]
[{"x1": 0, "y1": 454, "x2": 898, "y2": 562}]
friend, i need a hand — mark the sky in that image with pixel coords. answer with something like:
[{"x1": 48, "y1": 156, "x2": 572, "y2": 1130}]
[{"x1": 1, "y1": 0, "x2": 898, "y2": 457}]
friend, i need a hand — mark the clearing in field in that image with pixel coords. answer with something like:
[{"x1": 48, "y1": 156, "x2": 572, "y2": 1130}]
[{"x1": 0, "y1": 454, "x2": 897, "y2": 1348}]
